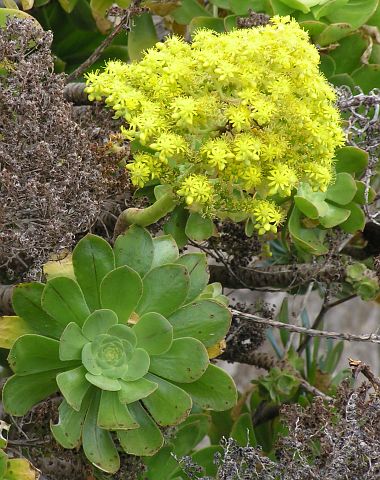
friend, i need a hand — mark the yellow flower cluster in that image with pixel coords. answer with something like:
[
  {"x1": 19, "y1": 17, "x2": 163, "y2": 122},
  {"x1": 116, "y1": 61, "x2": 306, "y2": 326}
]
[{"x1": 85, "y1": 16, "x2": 344, "y2": 235}]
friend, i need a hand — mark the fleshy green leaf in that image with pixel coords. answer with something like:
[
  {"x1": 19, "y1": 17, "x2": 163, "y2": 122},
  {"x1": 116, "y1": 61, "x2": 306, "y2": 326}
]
[
  {"x1": 2, "y1": 457, "x2": 40, "y2": 480},
  {"x1": 143, "y1": 373, "x2": 192, "y2": 426},
  {"x1": 319, "y1": 203, "x2": 350, "y2": 228},
  {"x1": 122, "y1": 348, "x2": 150, "y2": 381},
  {"x1": 8, "y1": 334, "x2": 63, "y2": 375},
  {"x1": 351, "y1": 64, "x2": 380, "y2": 93},
  {"x1": 51, "y1": 394, "x2": 92, "y2": 449},
  {"x1": 132, "y1": 312, "x2": 173, "y2": 355},
  {"x1": 170, "y1": 0, "x2": 211, "y2": 24},
  {"x1": 335, "y1": 146, "x2": 369, "y2": 174},
  {"x1": 118, "y1": 377, "x2": 158, "y2": 404},
  {"x1": 175, "y1": 364, "x2": 237, "y2": 411},
  {"x1": 128, "y1": 12, "x2": 158, "y2": 61},
  {"x1": 12, "y1": 283, "x2": 62, "y2": 339},
  {"x1": 173, "y1": 413, "x2": 211, "y2": 456},
  {"x1": 42, "y1": 277, "x2": 90, "y2": 329},
  {"x1": 288, "y1": 206, "x2": 328, "y2": 255},
  {"x1": 117, "y1": 402, "x2": 164, "y2": 456},
  {"x1": 176, "y1": 253, "x2": 209, "y2": 304},
  {"x1": 151, "y1": 236, "x2": 179, "y2": 268},
  {"x1": 168, "y1": 300, "x2": 231, "y2": 347},
  {"x1": 107, "y1": 324, "x2": 137, "y2": 346},
  {"x1": 82, "y1": 309, "x2": 118, "y2": 341},
  {"x1": 100, "y1": 266, "x2": 143, "y2": 323},
  {"x1": 57, "y1": 366, "x2": 91, "y2": 411},
  {"x1": 97, "y1": 390, "x2": 139, "y2": 430},
  {"x1": 353, "y1": 181, "x2": 376, "y2": 205},
  {"x1": 326, "y1": 0, "x2": 378, "y2": 30},
  {"x1": 326, "y1": 172, "x2": 357, "y2": 205},
  {"x1": 72, "y1": 234, "x2": 115, "y2": 312},
  {"x1": 316, "y1": 23, "x2": 354, "y2": 47},
  {"x1": 339, "y1": 202, "x2": 366, "y2": 233},
  {"x1": 114, "y1": 225, "x2": 154, "y2": 276},
  {"x1": 230, "y1": 412, "x2": 256, "y2": 447},
  {"x1": 163, "y1": 206, "x2": 189, "y2": 248},
  {"x1": 294, "y1": 183, "x2": 328, "y2": 219},
  {"x1": 59, "y1": 322, "x2": 88, "y2": 361},
  {"x1": 0, "y1": 316, "x2": 34, "y2": 350},
  {"x1": 85, "y1": 373, "x2": 121, "y2": 391},
  {"x1": 136, "y1": 265, "x2": 189, "y2": 317},
  {"x1": 82, "y1": 342, "x2": 102, "y2": 375},
  {"x1": 149, "y1": 338, "x2": 209, "y2": 383},
  {"x1": 185, "y1": 213, "x2": 215, "y2": 241},
  {"x1": 82, "y1": 392, "x2": 120, "y2": 473},
  {"x1": 189, "y1": 16, "x2": 225, "y2": 36},
  {"x1": 3, "y1": 370, "x2": 61, "y2": 416}
]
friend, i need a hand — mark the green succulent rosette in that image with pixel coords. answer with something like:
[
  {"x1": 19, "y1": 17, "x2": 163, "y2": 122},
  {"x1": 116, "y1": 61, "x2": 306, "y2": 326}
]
[{"x1": 3, "y1": 226, "x2": 236, "y2": 474}]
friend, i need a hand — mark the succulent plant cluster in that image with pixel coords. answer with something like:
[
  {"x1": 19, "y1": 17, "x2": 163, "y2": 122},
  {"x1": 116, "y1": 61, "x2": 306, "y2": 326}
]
[{"x1": 2, "y1": 226, "x2": 236, "y2": 474}]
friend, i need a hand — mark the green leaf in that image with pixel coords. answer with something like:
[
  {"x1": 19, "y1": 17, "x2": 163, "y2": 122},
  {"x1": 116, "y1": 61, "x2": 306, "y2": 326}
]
[
  {"x1": 58, "y1": 0, "x2": 79, "y2": 12},
  {"x1": 170, "y1": 0, "x2": 211, "y2": 24},
  {"x1": 3, "y1": 370, "x2": 61, "y2": 416},
  {"x1": 12, "y1": 283, "x2": 62, "y2": 339},
  {"x1": 168, "y1": 300, "x2": 231, "y2": 347},
  {"x1": 176, "y1": 253, "x2": 209, "y2": 303},
  {"x1": 163, "y1": 207, "x2": 189, "y2": 248},
  {"x1": 329, "y1": 73, "x2": 356, "y2": 89},
  {"x1": 288, "y1": 206, "x2": 329, "y2": 255},
  {"x1": 136, "y1": 264, "x2": 189, "y2": 317},
  {"x1": 82, "y1": 342, "x2": 101, "y2": 375},
  {"x1": 0, "y1": 316, "x2": 34, "y2": 350},
  {"x1": 42, "y1": 277, "x2": 90, "y2": 329},
  {"x1": 294, "y1": 184, "x2": 328, "y2": 219},
  {"x1": 185, "y1": 213, "x2": 215, "y2": 241},
  {"x1": 335, "y1": 146, "x2": 369, "y2": 175},
  {"x1": 51, "y1": 395, "x2": 91, "y2": 449},
  {"x1": 128, "y1": 13, "x2": 158, "y2": 61},
  {"x1": 57, "y1": 366, "x2": 91, "y2": 411},
  {"x1": 142, "y1": 445, "x2": 180, "y2": 480},
  {"x1": 312, "y1": 0, "x2": 349, "y2": 20},
  {"x1": 0, "y1": 8, "x2": 37, "y2": 27},
  {"x1": 132, "y1": 312, "x2": 173, "y2": 355},
  {"x1": 353, "y1": 181, "x2": 376, "y2": 204},
  {"x1": 224, "y1": 14, "x2": 239, "y2": 31},
  {"x1": 3, "y1": 458, "x2": 40, "y2": 480},
  {"x1": 97, "y1": 390, "x2": 139, "y2": 430},
  {"x1": 316, "y1": 23, "x2": 354, "y2": 47},
  {"x1": 118, "y1": 377, "x2": 158, "y2": 404},
  {"x1": 72, "y1": 234, "x2": 115, "y2": 312},
  {"x1": 114, "y1": 225, "x2": 154, "y2": 277},
  {"x1": 325, "y1": 172, "x2": 357, "y2": 205},
  {"x1": 319, "y1": 54, "x2": 336, "y2": 77},
  {"x1": 100, "y1": 266, "x2": 143, "y2": 323},
  {"x1": 8, "y1": 334, "x2": 63, "y2": 375},
  {"x1": 107, "y1": 324, "x2": 137, "y2": 346},
  {"x1": 149, "y1": 338, "x2": 209, "y2": 383},
  {"x1": 228, "y1": 0, "x2": 258, "y2": 14},
  {"x1": 122, "y1": 348, "x2": 150, "y2": 381},
  {"x1": 189, "y1": 17, "x2": 226, "y2": 36},
  {"x1": 190, "y1": 446, "x2": 223, "y2": 477},
  {"x1": 117, "y1": 402, "x2": 164, "y2": 456},
  {"x1": 299, "y1": 20, "x2": 328, "y2": 38},
  {"x1": 319, "y1": 203, "x2": 350, "y2": 228},
  {"x1": 351, "y1": 63, "x2": 380, "y2": 93},
  {"x1": 60, "y1": 323, "x2": 88, "y2": 361},
  {"x1": 339, "y1": 202, "x2": 366, "y2": 233},
  {"x1": 230, "y1": 412, "x2": 256, "y2": 447},
  {"x1": 82, "y1": 392, "x2": 120, "y2": 473},
  {"x1": 82, "y1": 309, "x2": 118, "y2": 341},
  {"x1": 174, "y1": 364, "x2": 237, "y2": 411},
  {"x1": 328, "y1": 33, "x2": 368, "y2": 74},
  {"x1": 326, "y1": 0, "x2": 378, "y2": 30},
  {"x1": 85, "y1": 373, "x2": 121, "y2": 391},
  {"x1": 173, "y1": 413, "x2": 211, "y2": 456},
  {"x1": 143, "y1": 373, "x2": 192, "y2": 426},
  {"x1": 151, "y1": 236, "x2": 179, "y2": 269},
  {"x1": 276, "y1": 0, "x2": 316, "y2": 13}
]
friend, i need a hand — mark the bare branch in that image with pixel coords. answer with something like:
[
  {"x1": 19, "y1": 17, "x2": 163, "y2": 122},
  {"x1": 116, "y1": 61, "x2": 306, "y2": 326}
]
[{"x1": 0, "y1": 285, "x2": 14, "y2": 315}]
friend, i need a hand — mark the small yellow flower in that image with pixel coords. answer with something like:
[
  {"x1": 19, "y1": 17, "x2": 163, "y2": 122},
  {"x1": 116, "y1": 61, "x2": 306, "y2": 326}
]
[
  {"x1": 201, "y1": 138, "x2": 234, "y2": 171},
  {"x1": 177, "y1": 175, "x2": 213, "y2": 205},
  {"x1": 150, "y1": 133, "x2": 188, "y2": 162},
  {"x1": 251, "y1": 200, "x2": 283, "y2": 235},
  {"x1": 267, "y1": 164, "x2": 298, "y2": 197}
]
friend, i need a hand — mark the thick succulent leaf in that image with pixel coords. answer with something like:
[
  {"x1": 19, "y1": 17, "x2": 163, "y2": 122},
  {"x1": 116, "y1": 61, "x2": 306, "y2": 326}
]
[
  {"x1": 340, "y1": 202, "x2": 366, "y2": 233},
  {"x1": 0, "y1": 450, "x2": 6, "y2": 478},
  {"x1": 325, "y1": 172, "x2": 357, "y2": 205},
  {"x1": 3, "y1": 457, "x2": 41, "y2": 480},
  {"x1": 97, "y1": 390, "x2": 139, "y2": 430},
  {"x1": 168, "y1": 300, "x2": 231, "y2": 347},
  {"x1": 173, "y1": 413, "x2": 211, "y2": 456},
  {"x1": 149, "y1": 338, "x2": 209, "y2": 383},
  {"x1": 136, "y1": 265, "x2": 189, "y2": 317},
  {"x1": 12, "y1": 283, "x2": 62, "y2": 339},
  {"x1": 82, "y1": 342, "x2": 102, "y2": 375},
  {"x1": 82, "y1": 309, "x2": 118, "y2": 341},
  {"x1": 0, "y1": 316, "x2": 33, "y2": 350},
  {"x1": 3, "y1": 370, "x2": 61, "y2": 416},
  {"x1": 72, "y1": 234, "x2": 115, "y2": 312},
  {"x1": 230, "y1": 412, "x2": 256, "y2": 447},
  {"x1": 117, "y1": 402, "x2": 164, "y2": 456},
  {"x1": 85, "y1": 373, "x2": 122, "y2": 391},
  {"x1": 82, "y1": 392, "x2": 120, "y2": 474},
  {"x1": 122, "y1": 348, "x2": 150, "y2": 381},
  {"x1": 114, "y1": 225, "x2": 154, "y2": 277},
  {"x1": 142, "y1": 373, "x2": 192, "y2": 426},
  {"x1": 59, "y1": 322, "x2": 88, "y2": 361},
  {"x1": 107, "y1": 324, "x2": 137, "y2": 347},
  {"x1": 163, "y1": 206, "x2": 189, "y2": 248},
  {"x1": 57, "y1": 366, "x2": 91, "y2": 411},
  {"x1": 118, "y1": 377, "x2": 158, "y2": 404},
  {"x1": 335, "y1": 146, "x2": 368, "y2": 174},
  {"x1": 175, "y1": 253, "x2": 209, "y2": 303},
  {"x1": 42, "y1": 277, "x2": 90, "y2": 329},
  {"x1": 51, "y1": 393, "x2": 92, "y2": 449},
  {"x1": 142, "y1": 445, "x2": 180, "y2": 480},
  {"x1": 151, "y1": 236, "x2": 179, "y2": 268},
  {"x1": 174, "y1": 364, "x2": 237, "y2": 411},
  {"x1": 288, "y1": 206, "x2": 328, "y2": 255},
  {"x1": 132, "y1": 312, "x2": 173, "y2": 355},
  {"x1": 8, "y1": 334, "x2": 64, "y2": 375},
  {"x1": 185, "y1": 212, "x2": 215, "y2": 241},
  {"x1": 319, "y1": 203, "x2": 350, "y2": 228},
  {"x1": 100, "y1": 266, "x2": 143, "y2": 323}
]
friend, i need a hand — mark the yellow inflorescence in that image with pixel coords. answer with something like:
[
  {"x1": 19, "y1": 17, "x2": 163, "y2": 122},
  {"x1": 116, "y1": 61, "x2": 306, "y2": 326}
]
[{"x1": 85, "y1": 16, "x2": 344, "y2": 235}]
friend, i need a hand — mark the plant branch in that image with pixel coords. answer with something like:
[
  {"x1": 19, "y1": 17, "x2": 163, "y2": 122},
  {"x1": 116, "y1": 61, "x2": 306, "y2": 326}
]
[
  {"x1": 0, "y1": 285, "x2": 14, "y2": 315},
  {"x1": 65, "y1": 1, "x2": 144, "y2": 83},
  {"x1": 231, "y1": 308, "x2": 380, "y2": 344},
  {"x1": 349, "y1": 358, "x2": 380, "y2": 393}
]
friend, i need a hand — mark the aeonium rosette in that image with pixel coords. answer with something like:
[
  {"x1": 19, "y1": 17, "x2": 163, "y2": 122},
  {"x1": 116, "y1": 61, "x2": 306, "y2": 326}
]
[{"x1": 3, "y1": 226, "x2": 237, "y2": 474}]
